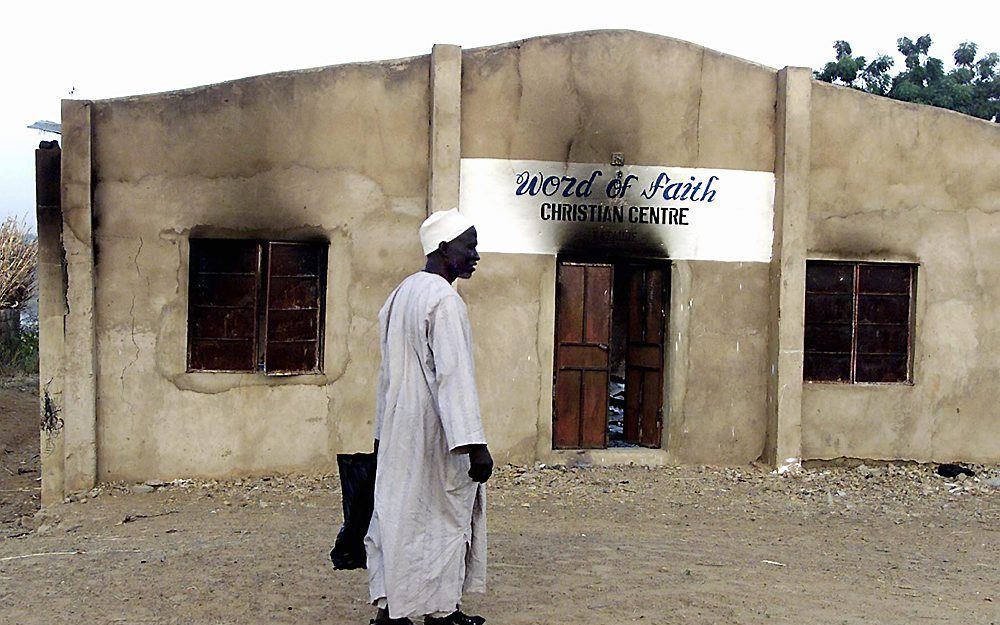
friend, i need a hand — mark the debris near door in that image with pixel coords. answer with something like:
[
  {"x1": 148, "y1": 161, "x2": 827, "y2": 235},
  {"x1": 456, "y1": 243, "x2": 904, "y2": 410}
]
[{"x1": 774, "y1": 457, "x2": 802, "y2": 475}]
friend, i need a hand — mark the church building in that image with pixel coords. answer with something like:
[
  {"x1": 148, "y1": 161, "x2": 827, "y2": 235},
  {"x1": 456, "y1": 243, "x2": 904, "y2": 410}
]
[{"x1": 36, "y1": 31, "x2": 1000, "y2": 502}]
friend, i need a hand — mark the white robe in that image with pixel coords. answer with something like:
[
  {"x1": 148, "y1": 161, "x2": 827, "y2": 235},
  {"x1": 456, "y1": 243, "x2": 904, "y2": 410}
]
[{"x1": 365, "y1": 271, "x2": 487, "y2": 620}]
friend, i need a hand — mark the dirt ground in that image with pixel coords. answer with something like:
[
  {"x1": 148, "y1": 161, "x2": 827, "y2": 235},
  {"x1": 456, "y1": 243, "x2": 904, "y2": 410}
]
[
  {"x1": 0, "y1": 376, "x2": 40, "y2": 539},
  {"x1": 1, "y1": 380, "x2": 997, "y2": 625}
]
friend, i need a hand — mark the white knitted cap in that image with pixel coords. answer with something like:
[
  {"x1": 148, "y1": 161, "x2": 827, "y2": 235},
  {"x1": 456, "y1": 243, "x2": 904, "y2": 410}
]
[{"x1": 419, "y1": 208, "x2": 475, "y2": 255}]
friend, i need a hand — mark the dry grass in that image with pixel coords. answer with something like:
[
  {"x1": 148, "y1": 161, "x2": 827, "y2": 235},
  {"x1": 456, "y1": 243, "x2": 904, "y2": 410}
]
[{"x1": 0, "y1": 216, "x2": 36, "y2": 310}]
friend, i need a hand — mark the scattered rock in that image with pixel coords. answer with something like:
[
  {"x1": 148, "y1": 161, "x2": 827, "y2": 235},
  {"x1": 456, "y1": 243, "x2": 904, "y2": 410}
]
[
  {"x1": 131, "y1": 484, "x2": 155, "y2": 495},
  {"x1": 34, "y1": 509, "x2": 61, "y2": 526}
]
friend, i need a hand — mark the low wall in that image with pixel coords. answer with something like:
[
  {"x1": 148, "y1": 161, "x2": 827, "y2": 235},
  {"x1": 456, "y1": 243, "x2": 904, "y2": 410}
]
[{"x1": 0, "y1": 308, "x2": 19, "y2": 345}]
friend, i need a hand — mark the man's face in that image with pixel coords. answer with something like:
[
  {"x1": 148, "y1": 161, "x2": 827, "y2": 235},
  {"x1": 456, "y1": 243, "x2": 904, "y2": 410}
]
[{"x1": 443, "y1": 227, "x2": 480, "y2": 280}]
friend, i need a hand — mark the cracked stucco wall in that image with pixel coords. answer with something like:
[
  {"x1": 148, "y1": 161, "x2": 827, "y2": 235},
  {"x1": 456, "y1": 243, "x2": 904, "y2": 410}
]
[
  {"x1": 89, "y1": 57, "x2": 431, "y2": 481},
  {"x1": 804, "y1": 82, "x2": 1000, "y2": 463},
  {"x1": 460, "y1": 31, "x2": 777, "y2": 464}
]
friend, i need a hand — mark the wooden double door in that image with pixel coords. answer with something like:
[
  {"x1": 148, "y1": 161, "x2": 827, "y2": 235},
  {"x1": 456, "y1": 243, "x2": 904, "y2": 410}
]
[{"x1": 553, "y1": 260, "x2": 669, "y2": 449}]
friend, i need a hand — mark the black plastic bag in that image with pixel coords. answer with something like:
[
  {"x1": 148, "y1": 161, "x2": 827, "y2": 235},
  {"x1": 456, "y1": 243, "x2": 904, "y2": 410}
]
[
  {"x1": 936, "y1": 463, "x2": 975, "y2": 479},
  {"x1": 330, "y1": 452, "x2": 376, "y2": 570}
]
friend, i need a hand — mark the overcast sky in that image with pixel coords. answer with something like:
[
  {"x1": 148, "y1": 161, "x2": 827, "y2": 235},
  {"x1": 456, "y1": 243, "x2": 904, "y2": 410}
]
[{"x1": 3, "y1": 0, "x2": 997, "y2": 230}]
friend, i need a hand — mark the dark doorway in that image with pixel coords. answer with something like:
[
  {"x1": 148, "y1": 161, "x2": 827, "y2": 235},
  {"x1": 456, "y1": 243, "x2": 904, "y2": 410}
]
[{"x1": 553, "y1": 260, "x2": 669, "y2": 449}]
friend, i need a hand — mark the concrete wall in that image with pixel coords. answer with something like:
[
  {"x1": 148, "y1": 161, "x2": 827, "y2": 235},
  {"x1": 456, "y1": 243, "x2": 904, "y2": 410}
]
[
  {"x1": 88, "y1": 58, "x2": 431, "y2": 481},
  {"x1": 35, "y1": 141, "x2": 67, "y2": 504},
  {"x1": 460, "y1": 31, "x2": 778, "y2": 464},
  {"x1": 804, "y1": 83, "x2": 1000, "y2": 463},
  {"x1": 462, "y1": 254, "x2": 555, "y2": 465}
]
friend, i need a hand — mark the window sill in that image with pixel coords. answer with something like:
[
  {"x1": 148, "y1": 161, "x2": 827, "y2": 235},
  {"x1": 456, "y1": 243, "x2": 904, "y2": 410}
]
[
  {"x1": 172, "y1": 370, "x2": 330, "y2": 394},
  {"x1": 804, "y1": 380, "x2": 915, "y2": 387}
]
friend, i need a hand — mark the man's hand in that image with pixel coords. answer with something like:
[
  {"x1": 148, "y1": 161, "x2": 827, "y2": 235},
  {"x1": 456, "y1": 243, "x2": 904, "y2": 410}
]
[{"x1": 467, "y1": 445, "x2": 493, "y2": 483}]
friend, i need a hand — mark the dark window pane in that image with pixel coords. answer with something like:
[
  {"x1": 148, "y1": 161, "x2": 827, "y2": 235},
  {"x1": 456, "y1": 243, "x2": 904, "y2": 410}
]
[
  {"x1": 856, "y1": 354, "x2": 909, "y2": 383},
  {"x1": 804, "y1": 260, "x2": 915, "y2": 384},
  {"x1": 857, "y1": 294, "x2": 910, "y2": 324},
  {"x1": 189, "y1": 307, "x2": 256, "y2": 340},
  {"x1": 188, "y1": 239, "x2": 327, "y2": 374},
  {"x1": 191, "y1": 274, "x2": 258, "y2": 307},
  {"x1": 265, "y1": 341, "x2": 319, "y2": 373},
  {"x1": 267, "y1": 276, "x2": 320, "y2": 309},
  {"x1": 267, "y1": 309, "x2": 319, "y2": 342},
  {"x1": 270, "y1": 243, "x2": 323, "y2": 276},
  {"x1": 264, "y1": 242, "x2": 326, "y2": 374},
  {"x1": 804, "y1": 323, "x2": 853, "y2": 353},
  {"x1": 189, "y1": 339, "x2": 255, "y2": 371},
  {"x1": 806, "y1": 262, "x2": 854, "y2": 293},
  {"x1": 856, "y1": 325, "x2": 909, "y2": 355},
  {"x1": 804, "y1": 352, "x2": 851, "y2": 382},
  {"x1": 188, "y1": 239, "x2": 259, "y2": 371},
  {"x1": 805, "y1": 293, "x2": 854, "y2": 324},
  {"x1": 859, "y1": 264, "x2": 911, "y2": 294},
  {"x1": 190, "y1": 240, "x2": 258, "y2": 274}
]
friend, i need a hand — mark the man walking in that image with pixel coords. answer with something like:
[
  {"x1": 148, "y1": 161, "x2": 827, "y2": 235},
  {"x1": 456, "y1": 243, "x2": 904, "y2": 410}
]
[{"x1": 365, "y1": 208, "x2": 493, "y2": 625}]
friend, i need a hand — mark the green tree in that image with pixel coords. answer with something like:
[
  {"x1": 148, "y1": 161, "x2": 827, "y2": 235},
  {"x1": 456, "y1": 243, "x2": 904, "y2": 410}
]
[
  {"x1": 815, "y1": 35, "x2": 999, "y2": 122},
  {"x1": 815, "y1": 40, "x2": 895, "y2": 95}
]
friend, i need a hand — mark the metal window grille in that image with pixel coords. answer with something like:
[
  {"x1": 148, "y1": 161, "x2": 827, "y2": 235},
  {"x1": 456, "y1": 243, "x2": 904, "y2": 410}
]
[
  {"x1": 187, "y1": 239, "x2": 327, "y2": 374},
  {"x1": 803, "y1": 261, "x2": 915, "y2": 384}
]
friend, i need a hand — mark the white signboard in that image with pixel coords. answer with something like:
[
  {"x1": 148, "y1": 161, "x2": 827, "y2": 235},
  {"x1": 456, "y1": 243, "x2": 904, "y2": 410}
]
[{"x1": 459, "y1": 158, "x2": 775, "y2": 262}]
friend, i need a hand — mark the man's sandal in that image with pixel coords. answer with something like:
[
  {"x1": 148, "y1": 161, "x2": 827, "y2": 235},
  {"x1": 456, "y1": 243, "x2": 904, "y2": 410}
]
[
  {"x1": 370, "y1": 617, "x2": 413, "y2": 625},
  {"x1": 424, "y1": 610, "x2": 486, "y2": 625}
]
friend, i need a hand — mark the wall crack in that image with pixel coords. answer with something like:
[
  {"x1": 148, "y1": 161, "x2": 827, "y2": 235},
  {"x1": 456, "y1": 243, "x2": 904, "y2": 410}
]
[{"x1": 121, "y1": 237, "x2": 143, "y2": 414}]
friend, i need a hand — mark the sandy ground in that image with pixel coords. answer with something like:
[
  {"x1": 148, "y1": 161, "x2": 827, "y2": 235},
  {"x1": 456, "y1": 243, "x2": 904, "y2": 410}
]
[
  {"x1": 0, "y1": 376, "x2": 40, "y2": 539},
  {"x1": 1, "y1": 380, "x2": 998, "y2": 625}
]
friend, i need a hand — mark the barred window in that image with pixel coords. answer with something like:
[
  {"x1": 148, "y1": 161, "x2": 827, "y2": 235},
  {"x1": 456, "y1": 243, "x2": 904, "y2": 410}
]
[
  {"x1": 804, "y1": 261, "x2": 915, "y2": 384},
  {"x1": 187, "y1": 239, "x2": 326, "y2": 374}
]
